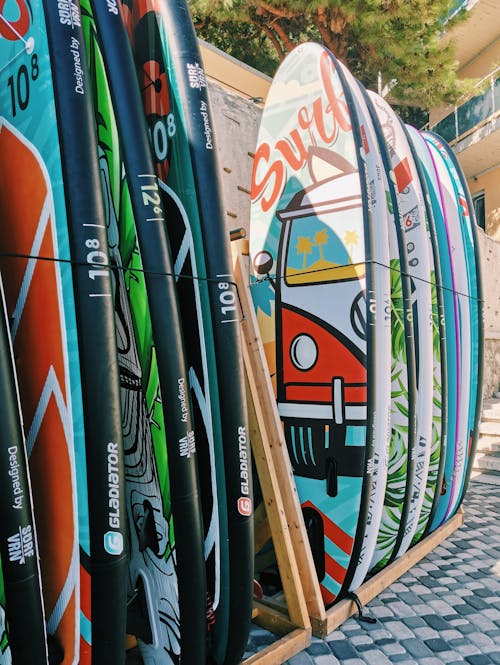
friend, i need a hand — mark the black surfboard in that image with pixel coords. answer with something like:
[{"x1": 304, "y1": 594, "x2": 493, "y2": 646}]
[
  {"x1": 41, "y1": 3, "x2": 128, "y2": 662},
  {"x1": 136, "y1": 3, "x2": 254, "y2": 662},
  {"x1": 0, "y1": 274, "x2": 47, "y2": 665},
  {"x1": 85, "y1": 2, "x2": 207, "y2": 662}
]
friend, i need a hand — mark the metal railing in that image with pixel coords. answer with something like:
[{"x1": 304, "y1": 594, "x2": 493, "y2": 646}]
[{"x1": 430, "y1": 66, "x2": 500, "y2": 144}]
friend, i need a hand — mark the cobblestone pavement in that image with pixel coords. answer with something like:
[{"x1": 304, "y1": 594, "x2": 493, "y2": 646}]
[{"x1": 245, "y1": 477, "x2": 500, "y2": 664}]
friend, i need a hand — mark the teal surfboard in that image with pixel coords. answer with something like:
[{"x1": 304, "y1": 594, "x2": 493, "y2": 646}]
[
  {"x1": 406, "y1": 125, "x2": 459, "y2": 536},
  {"x1": 424, "y1": 131, "x2": 482, "y2": 521},
  {"x1": 1, "y1": 3, "x2": 94, "y2": 660},
  {"x1": 423, "y1": 135, "x2": 472, "y2": 530}
]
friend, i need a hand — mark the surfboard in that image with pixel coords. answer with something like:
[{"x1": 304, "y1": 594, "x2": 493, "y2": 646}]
[
  {"x1": 251, "y1": 42, "x2": 386, "y2": 606},
  {"x1": 367, "y1": 92, "x2": 435, "y2": 558},
  {"x1": 120, "y1": 3, "x2": 229, "y2": 660},
  {"x1": 81, "y1": 1, "x2": 181, "y2": 661},
  {"x1": 404, "y1": 125, "x2": 448, "y2": 543},
  {"x1": 0, "y1": 571, "x2": 11, "y2": 665},
  {"x1": 363, "y1": 92, "x2": 418, "y2": 572},
  {"x1": 120, "y1": 2, "x2": 254, "y2": 662},
  {"x1": 41, "y1": 3, "x2": 130, "y2": 662},
  {"x1": 405, "y1": 125, "x2": 459, "y2": 536},
  {"x1": 0, "y1": 5, "x2": 87, "y2": 661},
  {"x1": 429, "y1": 135, "x2": 483, "y2": 515},
  {"x1": 0, "y1": 273, "x2": 47, "y2": 665},
  {"x1": 334, "y1": 69, "x2": 391, "y2": 594},
  {"x1": 424, "y1": 131, "x2": 482, "y2": 521},
  {"x1": 84, "y1": 2, "x2": 207, "y2": 663},
  {"x1": 422, "y1": 135, "x2": 472, "y2": 530}
]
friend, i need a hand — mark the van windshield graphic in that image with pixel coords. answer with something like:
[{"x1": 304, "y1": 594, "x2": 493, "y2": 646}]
[{"x1": 285, "y1": 217, "x2": 365, "y2": 285}]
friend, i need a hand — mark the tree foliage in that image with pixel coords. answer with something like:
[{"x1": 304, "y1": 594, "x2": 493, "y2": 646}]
[{"x1": 189, "y1": 0, "x2": 472, "y2": 108}]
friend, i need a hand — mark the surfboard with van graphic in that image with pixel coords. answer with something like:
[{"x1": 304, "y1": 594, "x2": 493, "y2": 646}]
[{"x1": 250, "y1": 43, "x2": 388, "y2": 604}]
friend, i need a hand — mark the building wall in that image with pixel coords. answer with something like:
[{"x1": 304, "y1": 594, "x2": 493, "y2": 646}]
[
  {"x1": 477, "y1": 228, "x2": 500, "y2": 397},
  {"x1": 207, "y1": 81, "x2": 262, "y2": 237},
  {"x1": 469, "y1": 166, "x2": 500, "y2": 238},
  {"x1": 458, "y1": 38, "x2": 500, "y2": 79}
]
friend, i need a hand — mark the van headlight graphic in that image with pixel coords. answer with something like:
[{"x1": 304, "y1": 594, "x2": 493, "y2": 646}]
[{"x1": 290, "y1": 333, "x2": 318, "y2": 371}]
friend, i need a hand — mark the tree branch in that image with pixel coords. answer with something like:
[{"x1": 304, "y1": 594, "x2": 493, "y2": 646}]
[
  {"x1": 256, "y1": 1, "x2": 299, "y2": 20},
  {"x1": 269, "y1": 18, "x2": 296, "y2": 53},
  {"x1": 250, "y1": 17, "x2": 287, "y2": 60},
  {"x1": 311, "y1": 8, "x2": 347, "y2": 58}
]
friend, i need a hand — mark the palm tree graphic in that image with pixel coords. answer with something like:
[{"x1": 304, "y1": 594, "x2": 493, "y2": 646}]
[
  {"x1": 344, "y1": 229, "x2": 359, "y2": 262},
  {"x1": 296, "y1": 235, "x2": 313, "y2": 270},
  {"x1": 313, "y1": 228, "x2": 328, "y2": 261}
]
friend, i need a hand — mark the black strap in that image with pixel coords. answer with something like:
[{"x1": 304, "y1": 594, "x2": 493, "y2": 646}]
[{"x1": 347, "y1": 591, "x2": 377, "y2": 624}]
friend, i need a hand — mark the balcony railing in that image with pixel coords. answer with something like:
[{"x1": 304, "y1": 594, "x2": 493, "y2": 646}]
[{"x1": 430, "y1": 67, "x2": 500, "y2": 144}]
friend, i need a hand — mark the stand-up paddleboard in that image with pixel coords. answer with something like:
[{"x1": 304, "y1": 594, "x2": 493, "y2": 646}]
[
  {"x1": 86, "y1": 3, "x2": 207, "y2": 663},
  {"x1": 251, "y1": 42, "x2": 382, "y2": 606},
  {"x1": 430, "y1": 137, "x2": 483, "y2": 514},
  {"x1": 121, "y1": 2, "x2": 253, "y2": 663},
  {"x1": 367, "y1": 92, "x2": 434, "y2": 557},
  {"x1": 404, "y1": 126, "x2": 448, "y2": 544},
  {"x1": 335, "y1": 70, "x2": 391, "y2": 594},
  {"x1": 423, "y1": 135, "x2": 472, "y2": 530},
  {"x1": 0, "y1": 571, "x2": 11, "y2": 665},
  {"x1": 363, "y1": 92, "x2": 418, "y2": 572},
  {"x1": 0, "y1": 7, "x2": 86, "y2": 661},
  {"x1": 424, "y1": 131, "x2": 482, "y2": 519},
  {"x1": 121, "y1": 4, "x2": 229, "y2": 659},
  {"x1": 81, "y1": 4, "x2": 184, "y2": 663},
  {"x1": 406, "y1": 125, "x2": 459, "y2": 537},
  {"x1": 0, "y1": 274, "x2": 47, "y2": 665},
  {"x1": 41, "y1": 3, "x2": 129, "y2": 661}
]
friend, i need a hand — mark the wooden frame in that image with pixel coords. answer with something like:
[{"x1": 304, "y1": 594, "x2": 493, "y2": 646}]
[
  {"x1": 233, "y1": 241, "x2": 313, "y2": 664},
  {"x1": 233, "y1": 237, "x2": 465, "y2": 660}
]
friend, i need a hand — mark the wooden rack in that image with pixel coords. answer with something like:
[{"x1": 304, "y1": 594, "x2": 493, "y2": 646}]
[{"x1": 232, "y1": 238, "x2": 464, "y2": 662}]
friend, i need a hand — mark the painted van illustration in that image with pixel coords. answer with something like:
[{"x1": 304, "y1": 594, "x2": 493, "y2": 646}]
[{"x1": 253, "y1": 166, "x2": 369, "y2": 496}]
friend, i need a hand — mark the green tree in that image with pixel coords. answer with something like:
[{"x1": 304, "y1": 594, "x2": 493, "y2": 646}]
[{"x1": 190, "y1": 0, "x2": 472, "y2": 109}]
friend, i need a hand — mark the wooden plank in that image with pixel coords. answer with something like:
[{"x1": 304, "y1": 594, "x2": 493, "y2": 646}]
[
  {"x1": 317, "y1": 510, "x2": 465, "y2": 637},
  {"x1": 252, "y1": 601, "x2": 304, "y2": 637},
  {"x1": 242, "y1": 629, "x2": 311, "y2": 665},
  {"x1": 233, "y1": 249, "x2": 325, "y2": 626}
]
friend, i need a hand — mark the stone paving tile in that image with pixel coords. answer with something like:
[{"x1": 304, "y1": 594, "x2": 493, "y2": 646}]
[{"x1": 245, "y1": 478, "x2": 500, "y2": 664}]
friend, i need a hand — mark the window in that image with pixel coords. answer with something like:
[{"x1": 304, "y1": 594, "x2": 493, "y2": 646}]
[{"x1": 472, "y1": 191, "x2": 485, "y2": 230}]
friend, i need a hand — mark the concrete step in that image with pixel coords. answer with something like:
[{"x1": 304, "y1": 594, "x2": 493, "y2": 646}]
[
  {"x1": 476, "y1": 436, "x2": 500, "y2": 453},
  {"x1": 479, "y1": 420, "x2": 500, "y2": 437},
  {"x1": 473, "y1": 451, "x2": 500, "y2": 473},
  {"x1": 481, "y1": 405, "x2": 500, "y2": 422},
  {"x1": 470, "y1": 468, "x2": 500, "y2": 486}
]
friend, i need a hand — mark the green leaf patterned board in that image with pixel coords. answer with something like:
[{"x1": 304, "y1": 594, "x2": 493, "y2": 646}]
[
  {"x1": 337, "y1": 69, "x2": 391, "y2": 594},
  {"x1": 80, "y1": 5, "x2": 192, "y2": 663},
  {"x1": 367, "y1": 91, "x2": 435, "y2": 560},
  {"x1": 363, "y1": 88, "x2": 417, "y2": 573}
]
